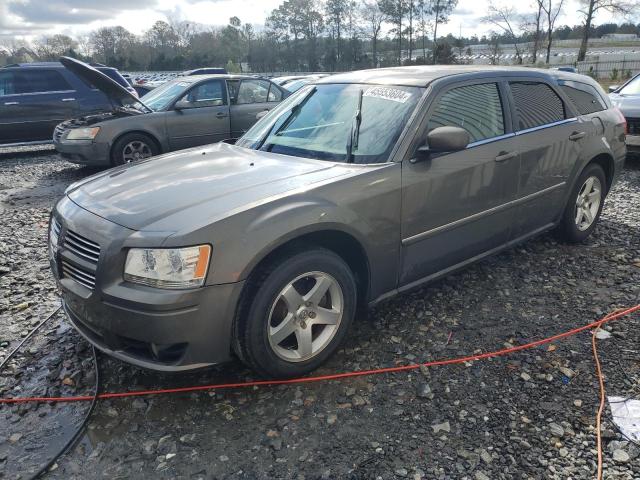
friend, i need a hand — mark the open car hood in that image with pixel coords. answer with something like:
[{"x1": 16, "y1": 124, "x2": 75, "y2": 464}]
[{"x1": 60, "y1": 56, "x2": 141, "y2": 108}]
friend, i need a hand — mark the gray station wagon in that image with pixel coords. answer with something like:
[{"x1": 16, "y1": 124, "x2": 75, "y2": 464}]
[
  {"x1": 49, "y1": 65, "x2": 626, "y2": 378},
  {"x1": 53, "y1": 57, "x2": 287, "y2": 166}
]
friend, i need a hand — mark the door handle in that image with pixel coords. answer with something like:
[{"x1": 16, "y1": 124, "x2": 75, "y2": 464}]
[
  {"x1": 215, "y1": 112, "x2": 228, "y2": 118},
  {"x1": 4, "y1": 101, "x2": 19, "y2": 106},
  {"x1": 569, "y1": 131, "x2": 586, "y2": 141},
  {"x1": 495, "y1": 151, "x2": 518, "y2": 162},
  {"x1": 61, "y1": 98, "x2": 76, "y2": 102}
]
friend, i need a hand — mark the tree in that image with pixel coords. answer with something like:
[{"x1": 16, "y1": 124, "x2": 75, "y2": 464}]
[
  {"x1": 577, "y1": 0, "x2": 637, "y2": 61},
  {"x1": 429, "y1": 0, "x2": 458, "y2": 64},
  {"x1": 524, "y1": 0, "x2": 544, "y2": 63},
  {"x1": 484, "y1": 3, "x2": 524, "y2": 64},
  {"x1": 541, "y1": 0, "x2": 565, "y2": 63},
  {"x1": 380, "y1": 0, "x2": 406, "y2": 65},
  {"x1": 361, "y1": 0, "x2": 386, "y2": 67},
  {"x1": 488, "y1": 34, "x2": 502, "y2": 65}
]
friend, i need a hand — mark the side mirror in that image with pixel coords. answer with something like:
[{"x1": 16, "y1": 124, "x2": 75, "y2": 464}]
[
  {"x1": 608, "y1": 85, "x2": 619, "y2": 93},
  {"x1": 412, "y1": 126, "x2": 470, "y2": 162},
  {"x1": 174, "y1": 100, "x2": 193, "y2": 110}
]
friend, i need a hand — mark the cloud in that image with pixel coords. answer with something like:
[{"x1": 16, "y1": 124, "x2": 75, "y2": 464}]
[{"x1": 5, "y1": 0, "x2": 158, "y2": 28}]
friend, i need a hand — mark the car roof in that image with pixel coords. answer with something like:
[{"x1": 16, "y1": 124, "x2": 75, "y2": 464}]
[
  {"x1": 316, "y1": 65, "x2": 593, "y2": 87},
  {"x1": 178, "y1": 74, "x2": 270, "y2": 82}
]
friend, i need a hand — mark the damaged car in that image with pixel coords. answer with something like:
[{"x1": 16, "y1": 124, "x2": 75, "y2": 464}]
[
  {"x1": 53, "y1": 57, "x2": 287, "y2": 166},
  {"x1": 50, "y1": 66, "x2": 626, "y2": 378}
]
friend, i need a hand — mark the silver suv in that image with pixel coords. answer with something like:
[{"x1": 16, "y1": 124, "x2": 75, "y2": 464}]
[{"x1": 50, "y1": 66, "x2": 626, "y2": 378}]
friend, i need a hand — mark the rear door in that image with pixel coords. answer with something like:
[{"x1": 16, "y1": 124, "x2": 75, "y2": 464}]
[
  {"x1": 400, "y1": 80, "x2": 520, "y2": 285},
  {"x1": 0, "y1": 69, "x2": 77, "y2": 143},
  {"x1": 17, "y1": 69, "x2": 78, "y2": 141},
  {"x1": 507, "y1": 80, "x2": 589, "y2": 238},
  {"x1": 167, "y1": 78, "x2": 230, "y2": 150},
  {"x1": 229, "y1": 79, "x2": 281, "y2": 137}
]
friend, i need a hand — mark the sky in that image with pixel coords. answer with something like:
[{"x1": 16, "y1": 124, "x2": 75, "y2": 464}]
[{"x1": 0, "y1": 0, "x2": 635, "y2": 42}]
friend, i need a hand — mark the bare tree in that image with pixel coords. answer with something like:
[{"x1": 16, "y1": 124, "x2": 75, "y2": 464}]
[
  {"x1": 488, "y1": 33, "x2": 502, "y2": 65},
  {"x1": 541, "y1": 0, "x2": 564, "y2": 63},
  {"x1": 522, "y1": 0, "x2": 545, "y2": 63},
  {"x1": 484, "y1": 3, "x2": 524, "y2": 64},
  {"x1": 361, "y1": 0, "x2": 386, "y2": 67},
  {"x1": 577, "y1": 0, "x2": 637, "y2": 61}
]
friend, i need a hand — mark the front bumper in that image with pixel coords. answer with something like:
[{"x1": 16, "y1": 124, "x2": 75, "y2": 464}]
[
  {"x1": 54, "y1": 138, "x2": 111, "y2": 166},
  {"x1": 626, "y1": 134, "x2": 640, "y2": 153},
  {"x1": 51, "y1": 196, "x2": 244, "y2": 371}
]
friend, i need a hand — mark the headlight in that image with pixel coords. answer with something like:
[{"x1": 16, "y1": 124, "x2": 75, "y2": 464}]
[
  {"x1": 124, "y1": 245, "x2": 211, "y2": 289},
  {"x1": 66, "y1": 127, "x2": 100, "y2": 140}
]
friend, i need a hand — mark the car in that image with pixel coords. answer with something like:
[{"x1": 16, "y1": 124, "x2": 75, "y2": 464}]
[
  {"x1": 132, "y1": 84, "x2": 155, "y2": 97},
  {"x1": 49, "y1": 65, "x2": 626, "y2": 378},
  {"x1": 283, "y1": 75, "x2": 329, "y2": 93},
  {"x1": 181, "y1": 67, "x2": 228, "y2": 76},
  {"x1": 271, "y1": 75, "x2": 309, "y2": 86},
  {"x1": 53, "y1": 57, "x2": 288, "y2": 166},
  {"x1": 0, "y1": 61, "x2": 133, "y2": 146},
  {"x1": 609, "y1": 72, "x2": 640, "y2": 153}
]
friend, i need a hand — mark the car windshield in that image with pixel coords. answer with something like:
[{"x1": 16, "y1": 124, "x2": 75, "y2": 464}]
[
  {"x1": 236, "y1": 83, "x2": 422, "y2": 164},
  {"x1": 619, "y1": 75, "x2": 640, "y2": 95},
  {"x1": 133, "y1": 80, "x2": 191, "y2": 111}
]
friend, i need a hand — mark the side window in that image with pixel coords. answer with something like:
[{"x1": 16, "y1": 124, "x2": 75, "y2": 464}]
[
  {"x1": 237, "y1": 79, "x2": 270, "y2": 104},
  {"x1": 22, "y1": 70, "x2": 72, "y2": 93},
  {"x1": 0, "y1": 72, "x2": 17, "y2": 96},
  {"x1": 227, "y1": 80, "x2": 240, "y2": 104},
  {"x1": 183, "y1": 80, "x2": 226, "y2": 106},
  {"x1": 428, "y1": 83, "x2": 505, "y2": 143},
  {"x1": 509, "y1": 81, "x2": 566, "y2": 130},
  {"x1": 558, "y1": 81, "x2": 606, "y2": 115},
  {"x1": 267, "y1": 84, "x2": 283, "y2": 102}
]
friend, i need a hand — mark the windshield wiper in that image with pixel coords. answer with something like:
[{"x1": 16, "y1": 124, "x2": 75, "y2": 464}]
[
  {"x1": 257, "y1": 87, "x2": 316, "y2": 151},
  {"x1": 345, "y1": 88, "x2": 364, "y2": 164}
]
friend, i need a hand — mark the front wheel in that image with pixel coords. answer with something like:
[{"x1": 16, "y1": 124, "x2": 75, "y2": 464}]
[
  {"x1": 557, "y1": 163, "x2": 606, "y2": 243},
  {"x1": 234, "y1": 248, "x2": 357, "y2": 378},
  {"x1": 111, "y1": 133, "x2": 159, "y2": 166}
]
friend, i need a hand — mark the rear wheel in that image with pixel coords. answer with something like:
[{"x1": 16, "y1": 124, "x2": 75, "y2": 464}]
[
  {"x1": 111, "y1": 133, "x2": 158, "y2": 166},
  {"x1": 557, "y1": 163, "x2": 606, "y2": 243},
  {"x1": 234, "y1": 248, "x2": 357, "y2": 378}
]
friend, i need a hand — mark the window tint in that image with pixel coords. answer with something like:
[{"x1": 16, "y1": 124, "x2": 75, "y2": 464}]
[
  {"x1": 267, "y1": 84, "x2": 282, "y2": 102},
  {"x1": 510, "y1": 82, "x2": 566, "y2": 130},
  {"x1": 428, "y1": 83, "x2": 505, "y2": 143},
  {"x1": 237, "y1": 79, "x2": 269, "y2": 104},
  {"x1": 558, "y1": 81, "x2": 606, "y2": 115},
  {"x1": 22, "y1": 70, "x2": 72, "y2": 93},
  {"x1": 184, "y1": 80, "x2": 225, "y2": 106},
  {"x1": 0, "y1": 72, "x2": 18, "y2": 95}
]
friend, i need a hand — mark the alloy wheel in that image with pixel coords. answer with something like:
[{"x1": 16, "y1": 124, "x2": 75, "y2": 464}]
[
  {"x1": 122, "y1": 141, "x2": 152, "y2": 163},
  {"x1": 574, "y1": 175, "x2": 602, "y2": 231},
  {"x1": 267, "y1": 271, "x2": 344, "y2": 362}
]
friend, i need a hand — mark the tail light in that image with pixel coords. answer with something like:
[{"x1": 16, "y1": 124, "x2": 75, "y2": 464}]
[{"x1": 613, "y1": 107, "x2": 627, "y2": 135}]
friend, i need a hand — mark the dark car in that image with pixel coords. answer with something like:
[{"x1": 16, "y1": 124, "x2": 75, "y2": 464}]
[
  {"x1": 54, "y1": 57, "x2": 288, "y2": 166},
  {"x1": 50, "y1": 65, "x2": 625, "y2": 377},
  {"x1": 0, "y1": 61, "x2": 134, "y2": 146}
]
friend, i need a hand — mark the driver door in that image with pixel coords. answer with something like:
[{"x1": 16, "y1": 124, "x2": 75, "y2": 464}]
[
  {"x1": 167, "y1": 79, "x2": 230, "y2": 150},
  {"x1": 400, "y1": 80, "x2": 520, "y2": 286}
]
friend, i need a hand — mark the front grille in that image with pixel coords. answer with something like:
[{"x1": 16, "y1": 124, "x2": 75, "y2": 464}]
[
  {"x1": 63, "y1": 229, "x2": 100, "y2": 264},
  {"x1": 627, "y1": 117, "x2": 640, "y2": 136},
  {"x1": 61, "y1": 260, "x2": 96, "y2": 290}
]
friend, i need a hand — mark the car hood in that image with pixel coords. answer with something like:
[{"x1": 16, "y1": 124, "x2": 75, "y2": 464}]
[
  {"x1": 60, "y1": 56, "x2": 142, "y2": 108},
  {"x1": 609, "y1": 93, "x2": 640, "y2": 118},
  {"x1": 67, "y1": 143, "x2": 358, "y2": 232}
]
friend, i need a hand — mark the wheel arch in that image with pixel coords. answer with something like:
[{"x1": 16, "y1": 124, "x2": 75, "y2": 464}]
[{"x1": 586, "y1": 152, "x2": 615, "y2": 193}]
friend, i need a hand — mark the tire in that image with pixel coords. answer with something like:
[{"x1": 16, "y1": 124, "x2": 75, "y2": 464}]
[
  {"x1": 234, "y1": 248, "x2": 357, "y2": 378},
  {"x1": 110, "y1": 133, "x2": 159, "y2": 166},
  {"x1": 557, "y1": 163, "x2": 606, "y2": 243}
]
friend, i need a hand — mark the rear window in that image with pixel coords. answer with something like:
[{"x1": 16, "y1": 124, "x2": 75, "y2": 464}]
[
  {"x1": 558, "y1": 81, "x2": 606, "y2": 115},
  {"x1": 509, "y1": 82, "x2": 566, "y2": 130},
  {"x1": 21, "y1": 70, "x2": 72, "y2": 93}
]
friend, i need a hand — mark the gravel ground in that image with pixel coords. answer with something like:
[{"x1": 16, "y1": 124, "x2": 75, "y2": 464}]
[{"x1": 1, "y1": 147, "x2": 639, "y2": 479}]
